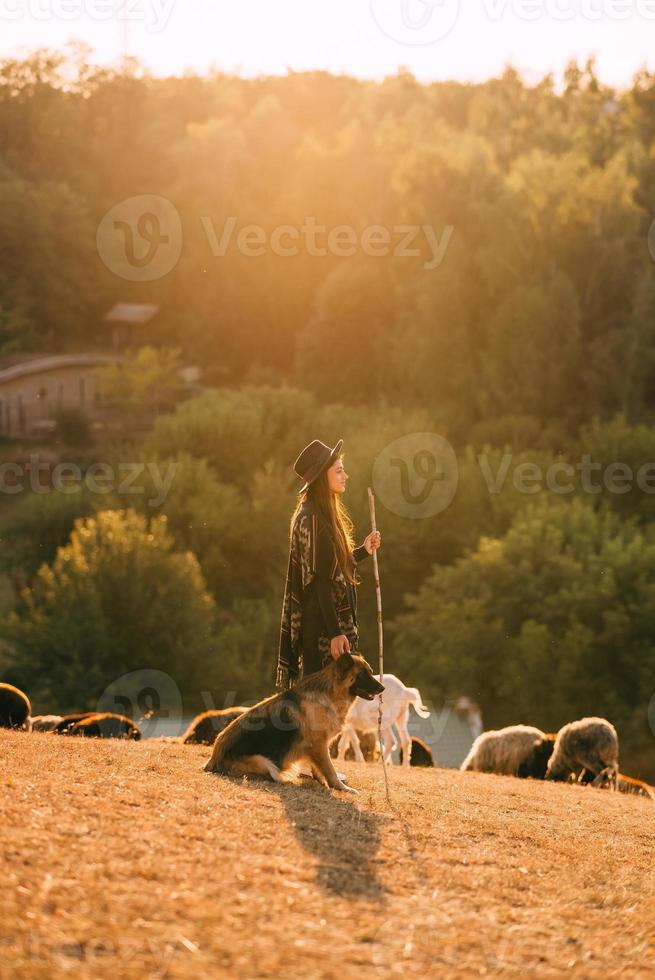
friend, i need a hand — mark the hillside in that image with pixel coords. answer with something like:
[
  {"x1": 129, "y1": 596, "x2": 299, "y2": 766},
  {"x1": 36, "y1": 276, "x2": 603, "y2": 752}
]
[{"x1": 1, "y1": 731, "x2": 654, "y2": 979}]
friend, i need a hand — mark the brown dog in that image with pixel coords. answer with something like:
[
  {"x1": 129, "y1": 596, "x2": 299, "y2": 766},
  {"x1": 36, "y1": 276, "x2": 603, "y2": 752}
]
[{"x1": 204, "y1": 653, "x2": 384, "y2": 793}]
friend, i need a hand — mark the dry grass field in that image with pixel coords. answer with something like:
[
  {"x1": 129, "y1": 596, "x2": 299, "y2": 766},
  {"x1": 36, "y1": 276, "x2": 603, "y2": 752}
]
[{"x1": 1, "y1": 729, "x2": 654, "y2": 980}]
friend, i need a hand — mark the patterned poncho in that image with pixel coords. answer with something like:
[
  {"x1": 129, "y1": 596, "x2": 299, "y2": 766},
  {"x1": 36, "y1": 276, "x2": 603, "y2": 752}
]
[{"x1": 276, "y1": 501, "x2": 368, "y2": 690}]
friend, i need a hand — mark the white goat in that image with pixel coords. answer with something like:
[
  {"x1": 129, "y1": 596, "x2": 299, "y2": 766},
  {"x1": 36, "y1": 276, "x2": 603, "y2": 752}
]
[{"x1": 336, "y1": 673, "x2": 431, "y2": 767}]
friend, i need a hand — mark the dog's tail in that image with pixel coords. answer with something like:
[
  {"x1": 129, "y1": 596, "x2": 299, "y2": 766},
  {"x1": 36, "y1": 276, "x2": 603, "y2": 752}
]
[
  {"x1": 408, "y1": 688, "x2": 431, "y2": 719},
  {"x1": 617, "y1": 773, "x2": 655, "y2": 801}
]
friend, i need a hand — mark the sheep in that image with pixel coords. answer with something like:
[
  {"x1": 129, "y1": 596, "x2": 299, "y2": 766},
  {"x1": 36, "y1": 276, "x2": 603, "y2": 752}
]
[
  {"x1": 0, "y1": 682, "x2": 31, "y2": 729},
  {"x1": 29, "y1": 714, "x2": 64, "y2": 733},
  {"x1": 460, "y1": 725, "x2": 546, "y2": 775},
  {"x1": 399, "y1": 736, "x2": 435, "y2": 767},
  {"x1": 66, "y1": 713, "x2": 141, "y2": 740},
  {"x1": 546, "y1": 717, "x2": 619, "y2": 787},
  {"x1": 516, "y1": 734, "x2": 557, "y2": 779},
  {"x1": 515, "y1": 732, "x2": 651, "y2": 800},
  {"x1": 53, "y1": 713, "x2": 97, "y2": 734},
  {"x1": 182, "y1": 708, "x2": 249, "y2": 746}
]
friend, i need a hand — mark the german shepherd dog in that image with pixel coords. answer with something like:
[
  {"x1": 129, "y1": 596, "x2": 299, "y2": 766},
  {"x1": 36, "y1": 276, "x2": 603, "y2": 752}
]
[{"x1": 204, "y1": 653, "x2": 384, "y2": 794}]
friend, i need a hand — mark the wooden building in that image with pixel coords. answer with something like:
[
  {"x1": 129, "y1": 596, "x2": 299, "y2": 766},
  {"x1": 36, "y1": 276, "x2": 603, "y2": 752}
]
[{"x1": 0, "y1": 354, "x2": 120, "y2": 438}]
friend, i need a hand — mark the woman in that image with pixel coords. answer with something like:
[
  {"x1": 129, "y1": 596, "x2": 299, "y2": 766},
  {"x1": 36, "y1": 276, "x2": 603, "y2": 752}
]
[{"x1": 276, "y1": 438, "x2": 381, "y2": 690}]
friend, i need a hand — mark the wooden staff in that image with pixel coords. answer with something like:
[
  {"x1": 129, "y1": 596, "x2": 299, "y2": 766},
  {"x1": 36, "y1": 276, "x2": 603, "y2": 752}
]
[
  {"x1": 368, "y1": 487, "x2": 390, "y2": 796},
  {"x1": 367, "y1": 486, "x2": 383, "y2": 682}
]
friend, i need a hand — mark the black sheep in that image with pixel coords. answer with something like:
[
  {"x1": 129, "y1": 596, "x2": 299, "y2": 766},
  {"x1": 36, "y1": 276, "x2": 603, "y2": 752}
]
[
  {"x1": 182, "y1": 708, "x2": 248, "y2": 745},
  {"x1": 517, "y1": 734, "x2": 556, "y2": 779},
  {"x1": 399, "y1": 736, "x2": 435, "y2": 767},
  {"x1": 0, "y1": 683, "x2": 31, "y2": 729},
  {"x1": 67, "y1": 712, "x2": 141, "y2": 740}
]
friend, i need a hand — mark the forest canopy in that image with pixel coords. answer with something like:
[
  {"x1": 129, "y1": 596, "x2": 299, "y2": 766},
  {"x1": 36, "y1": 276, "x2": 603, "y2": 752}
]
[{"x1": 1, "y1": 50, "x2": 655, "y2": 435}]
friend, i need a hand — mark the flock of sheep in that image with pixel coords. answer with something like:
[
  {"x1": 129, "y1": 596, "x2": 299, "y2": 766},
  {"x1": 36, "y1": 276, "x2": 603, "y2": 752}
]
[
  {"x1": 0, "y1": 683, "x2": 141, "y2": 739},
  {"x1": 461, "y1": 718, "x2": 654, "y2": 799},
  {"x1": 0, "y1": 680, "x2": 248, "y2": 744},
  {"x1": 2, "y1": 678, "x2": 652, "y2": 801}
]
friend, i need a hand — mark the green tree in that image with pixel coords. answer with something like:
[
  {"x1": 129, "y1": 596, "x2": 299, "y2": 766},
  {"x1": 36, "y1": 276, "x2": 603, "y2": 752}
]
[
  {"x1": 130, "y1": 452, "x2": 283, "y2": 600},
  {"x1": 144, "y1": 385, "x2": 317, "y2": 490},
  {"x1": 2, "y1": 509, "x2": 216, "y2": 709},
  {"x1": 212, "y1": 596, "x2": 280, "y2": 699},
  {"x1": 97, "y1": 346, "x2": 183, "y2": 419},
  {"x1": 479, "y1": 271, "x2": 581, "y2": 424},
  {"x1": 0, "y1": 488, "x2": 112, "y2": 585},
  {"x1": 294, "y1": 260, "x2": 394, "y2": 402},
  {"x1": 576, "y1": 416, "x2": 655, "y2": 522}
]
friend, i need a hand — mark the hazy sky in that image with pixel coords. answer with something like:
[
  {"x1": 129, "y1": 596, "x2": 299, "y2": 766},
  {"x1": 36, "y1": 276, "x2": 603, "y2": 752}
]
[{"x1": 1, "y1": 0, "x2": 654, "y2": 89}]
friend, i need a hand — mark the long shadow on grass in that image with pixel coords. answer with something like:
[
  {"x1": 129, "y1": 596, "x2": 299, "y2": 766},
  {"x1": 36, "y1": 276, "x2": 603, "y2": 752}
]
[{"x1": 249, "y1": 780, "x2": 390, "y2": 900}]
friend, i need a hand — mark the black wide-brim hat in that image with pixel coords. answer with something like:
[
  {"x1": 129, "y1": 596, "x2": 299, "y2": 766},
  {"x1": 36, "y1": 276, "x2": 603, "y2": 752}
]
[{"x1": 294, "y1": 438, "x2": 343, "y2": 493}]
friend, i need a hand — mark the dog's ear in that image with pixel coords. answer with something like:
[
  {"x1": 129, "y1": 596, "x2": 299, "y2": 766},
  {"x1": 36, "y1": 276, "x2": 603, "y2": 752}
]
[{"x1": 335, "y1": 652, "x2": 355, "y2": 679}]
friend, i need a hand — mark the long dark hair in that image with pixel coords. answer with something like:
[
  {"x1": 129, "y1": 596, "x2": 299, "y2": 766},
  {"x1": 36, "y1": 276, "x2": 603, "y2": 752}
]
[{"x1": 288, "y1": 455, "x2": 360, "y2": 585}]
